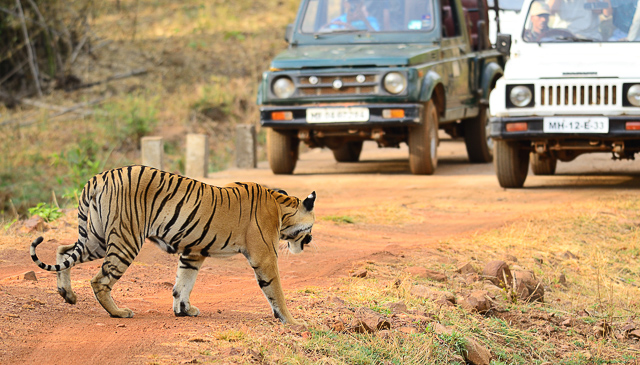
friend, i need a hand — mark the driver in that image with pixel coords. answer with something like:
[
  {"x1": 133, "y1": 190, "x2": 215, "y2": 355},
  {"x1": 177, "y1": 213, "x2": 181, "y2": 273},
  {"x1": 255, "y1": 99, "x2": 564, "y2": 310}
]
[
  {"x1": 523, "y1": 1, "x2": 552, "y2": 40},
  {"x1": 325, "y1": 0, "x2": 381, "y2": 31}
]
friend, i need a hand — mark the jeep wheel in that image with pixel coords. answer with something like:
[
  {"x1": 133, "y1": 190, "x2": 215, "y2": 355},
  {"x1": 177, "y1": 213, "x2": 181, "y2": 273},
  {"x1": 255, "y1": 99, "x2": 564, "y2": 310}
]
[
  {"x1": 267, "y1": 128, "x2": 299, "y2": 174},
  {"x1": 408, "y1": 100, "x2": 438, "y2": 175},
  {"x1": 332, "y1": 141, "x2": 363, "y2": 162},
  {"x1": 494, "y1": 140, "x2": 530, "y2": 188},
  {"x1": 530, "y1": 153, "x2": 557, "y2": 175},
  {"x1": 463, "y1": 102, "x2": 493, "y2": 163}
]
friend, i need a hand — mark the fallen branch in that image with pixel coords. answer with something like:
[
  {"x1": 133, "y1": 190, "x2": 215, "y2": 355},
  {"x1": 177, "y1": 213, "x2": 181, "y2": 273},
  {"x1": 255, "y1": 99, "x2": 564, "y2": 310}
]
[
  {"x1": 0, "y1": 96, "x2": 109, "y2": 127},
  {"x1": 65, "y1": 68, "x2": 148, "y2": 91}
]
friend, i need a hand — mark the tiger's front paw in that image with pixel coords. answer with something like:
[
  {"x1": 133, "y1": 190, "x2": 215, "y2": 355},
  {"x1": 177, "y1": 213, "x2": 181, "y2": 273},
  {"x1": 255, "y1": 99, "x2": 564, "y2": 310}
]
[
  {"x1": 174, "y1": 304, "x2": 200, "y2": 317},
  {"x1": 109, "y1": 308, "x2": 134, "y2": 318}
]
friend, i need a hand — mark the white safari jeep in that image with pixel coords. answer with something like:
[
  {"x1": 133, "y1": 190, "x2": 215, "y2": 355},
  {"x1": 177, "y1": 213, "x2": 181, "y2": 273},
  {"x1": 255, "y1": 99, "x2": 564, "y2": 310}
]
[{"x1": 489, "y1": 0, "x2": 640, "y2": 188}]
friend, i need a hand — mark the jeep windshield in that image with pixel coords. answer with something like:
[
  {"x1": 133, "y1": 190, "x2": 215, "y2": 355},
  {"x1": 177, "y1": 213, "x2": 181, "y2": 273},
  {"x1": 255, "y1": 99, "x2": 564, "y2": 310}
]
[
  {"x1": 522, "y1": 0, "x2": 640, "y2": 42},
  {"x1": 300, "y1": 0, "x2": 436, "y2": 35}
]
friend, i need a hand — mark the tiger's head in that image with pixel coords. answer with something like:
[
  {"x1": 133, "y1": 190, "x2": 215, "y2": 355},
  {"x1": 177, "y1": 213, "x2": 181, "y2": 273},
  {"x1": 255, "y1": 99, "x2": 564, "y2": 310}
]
[{"x1": 279, "y1": 191, "x2": 316, "y2": 254}]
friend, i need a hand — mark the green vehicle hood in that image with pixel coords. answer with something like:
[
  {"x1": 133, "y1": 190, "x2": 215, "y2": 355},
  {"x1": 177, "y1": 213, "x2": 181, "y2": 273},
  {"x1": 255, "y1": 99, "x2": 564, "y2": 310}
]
[{"x1": 271, "y1": 44, "x2": 438, "y2": 69}]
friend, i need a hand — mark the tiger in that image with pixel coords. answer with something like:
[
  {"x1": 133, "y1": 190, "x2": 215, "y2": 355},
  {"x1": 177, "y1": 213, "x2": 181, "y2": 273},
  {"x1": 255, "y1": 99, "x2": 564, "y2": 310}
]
[{"x1": 30, "y1": 165, "x2": 315, "y2": 325}]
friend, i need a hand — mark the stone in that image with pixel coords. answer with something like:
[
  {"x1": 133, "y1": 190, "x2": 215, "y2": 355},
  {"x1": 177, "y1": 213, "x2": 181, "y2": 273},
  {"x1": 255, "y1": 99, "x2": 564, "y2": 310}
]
[
  {"x1": 386, "y1": 301, "x2": 408, "y2": 313},
  {"x1": 456, "y1": 262, "x2": 478, "y2": 275},
  {"x1": 410, "y1": 285, "x2": 455, "y2": 304},
  {"x1": 406, "y1": 266, "x2": 447, "y2": 282},
  {"x1": 23, "y1": 271, "x2": 37, "y2": 281},
  {"x1": 329, "y1": 320, "x2": 346, "y2": 333},
  {"x1": 23, "y1": 216, "x2": 46, "y2": 233},
  {"x1": 557, "y1": 273, "x2": 568, "y2": 287},
  {"x1": 628, "y1": 330, "x2": 640, "y2": 339},
  {"x1": 351, "y1": 269, "x2": 367, "y2": 278},
  {"x1": 513, "y1": 270, "x2": 544, "y2": 302},
  {"x1": 562, "y1": 250, "x2": 579, "y2": 260},
  {"x1": 432, "y1": 323, "x2": 491, "y2": 365},
  {"x1": 140, "y1": 136, "x2": 163, "y2": 169},
  {"x1": 235, "y1": 124, "x2": 257, "y2": 169},
  {"x1": 185, "y1": 133, "x2": 208, "y2": 178},
  {"x1": 458, "y1": 290, "x2": 492, "y2": 313},
  {"x1": 482, "y1": 260, "x2": 513, "y2": 289},
  {"x1": 347, "y1": 319, "x2": 375, "y2": 334}
]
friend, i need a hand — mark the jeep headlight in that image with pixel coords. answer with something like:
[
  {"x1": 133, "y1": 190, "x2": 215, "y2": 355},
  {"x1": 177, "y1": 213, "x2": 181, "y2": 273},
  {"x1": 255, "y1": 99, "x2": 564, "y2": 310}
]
[
  {"x1": 627, "y1": 84, "x2": 640, "y2": 107},
  {"x1": 383, "y1": 72, "x2": 407, "y2": 94},
  {"x1": 272, "y1": 77, "x2": 295, "y2": 98},
  {"x1": 509, "y1": 86, "x2": 533, "y2": 107}
]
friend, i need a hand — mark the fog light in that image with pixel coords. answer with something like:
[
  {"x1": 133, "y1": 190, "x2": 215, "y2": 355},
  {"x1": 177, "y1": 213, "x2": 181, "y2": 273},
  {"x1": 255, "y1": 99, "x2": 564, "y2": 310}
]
[
  {"x1": 271, "y1": 111, "x2": 293, "y2": 121},
  {"x1": 625, "y1": 121, "x2": 640, "y2": 130},
  {"x1": 382, "y1": 109, "x2": 405, "y2": 118},
  {"x1": 506, "y1": 122, "x2": 528, "y2": 132}
]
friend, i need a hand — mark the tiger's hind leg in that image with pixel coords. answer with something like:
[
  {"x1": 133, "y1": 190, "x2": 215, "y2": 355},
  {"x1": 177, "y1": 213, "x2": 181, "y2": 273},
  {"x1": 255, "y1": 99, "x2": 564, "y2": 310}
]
[
  {"x1": 56, "y1": 243, "x2": 78, "y2": 304},
  {"x1": 173, "y1": 254, "x2": 206, "y2": 317},
  {"x1": 90, "y1": 243, "x2": 138, "y2": 318}
]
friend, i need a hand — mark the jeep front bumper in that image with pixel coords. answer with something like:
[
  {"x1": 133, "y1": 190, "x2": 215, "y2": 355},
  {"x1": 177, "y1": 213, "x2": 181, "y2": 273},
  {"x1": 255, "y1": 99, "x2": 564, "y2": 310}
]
[
  {"x1": 260, "y1": 103, "x2": 422, "y2": 129},
  {"x1": 489, "y1": 116, "x2": 640, "y2": 141}
]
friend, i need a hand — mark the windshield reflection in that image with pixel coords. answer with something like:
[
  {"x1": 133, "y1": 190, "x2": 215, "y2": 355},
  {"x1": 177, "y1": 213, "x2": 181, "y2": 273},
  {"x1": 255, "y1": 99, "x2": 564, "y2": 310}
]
[
  {"x1": 522, "y1": 0, "x2": 640, "y2": 42},
  {"x1": 301, "y1": 0, "x2": 436, "y2": 34}
]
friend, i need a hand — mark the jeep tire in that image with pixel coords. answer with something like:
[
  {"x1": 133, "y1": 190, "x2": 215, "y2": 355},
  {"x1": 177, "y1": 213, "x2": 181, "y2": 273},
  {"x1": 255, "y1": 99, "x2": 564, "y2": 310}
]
[
  {"x1": 530, "y1": 153, "x2": 557, "y2": 175},
  {"x1": 332, "y1": 141, "x2": 363, "y2": 162},
  {"x1": 495, "y1": 140, "x2": 530, "y2": 188},
  {"x1": 408, "y1": 100, "x2": 439, "y2": 175},
  {"x1": 267, "y1": 128, "x2": 299, "y2": 174},
  {"x1": 463, "y1": 102, "x2": 493, "y2": 163}
]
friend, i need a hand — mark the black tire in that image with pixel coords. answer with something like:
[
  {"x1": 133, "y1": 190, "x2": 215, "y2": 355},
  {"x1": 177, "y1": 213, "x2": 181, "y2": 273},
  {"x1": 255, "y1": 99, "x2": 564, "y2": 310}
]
[
  {"x1": 463, "y1": 103, "x2": 493, "y2": 163},
  {"x1": 267, "y1": 129, "x2": 299, "y2": 175},
  {"x1": 332, "y1": 141, "x2": 363, "y2": 162},
  {"x1": 494, "y1": 140, "x2": 530, "y2": 188},
  {"x1": 530, "y1": 153, "x2": 557, "y2": 175},
  {"x1": 408, "y1": 100, "x2": 438, "y2": 175}
]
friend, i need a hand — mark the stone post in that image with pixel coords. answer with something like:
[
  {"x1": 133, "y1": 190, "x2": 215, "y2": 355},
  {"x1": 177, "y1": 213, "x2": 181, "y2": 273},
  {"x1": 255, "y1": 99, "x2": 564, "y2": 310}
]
[
  {"x1": 185, "y1": 133, "x2": 208, "y2": 178},
  {"x1": 235, "y1": 124, "x2": 257, "y2": 169},
  {"x1": 140, "y1": 136, "x2": 163, "y2": 170}
]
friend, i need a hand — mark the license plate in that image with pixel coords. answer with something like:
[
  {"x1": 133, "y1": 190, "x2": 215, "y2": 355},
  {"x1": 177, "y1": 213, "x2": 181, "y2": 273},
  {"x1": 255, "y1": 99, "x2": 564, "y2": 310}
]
[
  {"x1": 543, "y1": 117, "x2": 609, "y2": 133},
  {"x1": 306, "y1": 107, "x2": 370, "y2": 123}
]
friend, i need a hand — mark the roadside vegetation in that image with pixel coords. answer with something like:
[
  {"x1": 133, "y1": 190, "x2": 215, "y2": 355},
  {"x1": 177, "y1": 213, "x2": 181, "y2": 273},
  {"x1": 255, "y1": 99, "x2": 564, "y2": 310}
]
[{"x1": 0, "y1": 0, "x2": 298, "y2": 219}]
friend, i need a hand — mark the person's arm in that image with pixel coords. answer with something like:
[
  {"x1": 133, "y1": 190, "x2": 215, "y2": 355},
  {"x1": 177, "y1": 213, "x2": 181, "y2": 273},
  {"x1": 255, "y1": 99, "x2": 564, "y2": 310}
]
[
  {"x1": 627, "y1": 0, "x2": 640, "y2": 40},
  {"x1": 547, "y1": 0, "x2": 562, "y2": 14}
]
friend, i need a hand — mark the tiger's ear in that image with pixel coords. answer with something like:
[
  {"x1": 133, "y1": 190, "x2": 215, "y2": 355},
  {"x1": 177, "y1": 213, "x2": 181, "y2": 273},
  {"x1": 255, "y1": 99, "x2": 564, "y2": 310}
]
[
  {"x1": 277, "y1": 189, "x2": 288, "y2": 195},
  {"x1": 303, "y1": 191, "x2": 316, "y2": 211}
]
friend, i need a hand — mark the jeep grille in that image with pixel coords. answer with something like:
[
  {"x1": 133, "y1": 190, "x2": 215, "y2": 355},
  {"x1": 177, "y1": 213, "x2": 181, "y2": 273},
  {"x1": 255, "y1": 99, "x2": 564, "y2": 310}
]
[
  {"x1": 296, "y1": 73, "x2": 380, "y2": 96},
  {"x1": 539, "y1": 83, "x2": 618, "y2": 107}
]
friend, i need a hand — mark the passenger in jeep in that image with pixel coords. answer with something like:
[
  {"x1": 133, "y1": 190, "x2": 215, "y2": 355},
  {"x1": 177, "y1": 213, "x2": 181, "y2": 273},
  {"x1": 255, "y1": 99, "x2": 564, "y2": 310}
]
[
  {"x1": 321, "y1": 0, "x2": 382, "y2": 31},
  {"x1": 547, "y1": 0, "x2": 611, "y2": 40}
]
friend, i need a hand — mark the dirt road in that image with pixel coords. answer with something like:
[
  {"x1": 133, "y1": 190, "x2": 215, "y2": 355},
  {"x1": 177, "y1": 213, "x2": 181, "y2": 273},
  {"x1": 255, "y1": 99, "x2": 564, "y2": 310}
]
[{"x1": 1, "y1": 138, "x2": 638, "y2": 364}]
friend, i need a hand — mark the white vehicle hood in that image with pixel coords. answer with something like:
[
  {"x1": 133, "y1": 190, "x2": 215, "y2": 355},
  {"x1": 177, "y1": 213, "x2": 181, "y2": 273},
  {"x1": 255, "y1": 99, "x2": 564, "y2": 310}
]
[{"x1": 504, "y1": 43, "x2": 640, "y2": 80}]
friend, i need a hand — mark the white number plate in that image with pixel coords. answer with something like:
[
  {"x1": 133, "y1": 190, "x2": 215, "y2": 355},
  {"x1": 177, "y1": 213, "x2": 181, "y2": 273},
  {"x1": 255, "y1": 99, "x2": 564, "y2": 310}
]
[
  {"x1": 306, "y1": 107, "x2": 370, "y2": 123},
  {"x1": 543, "y1": 117, "x2": 609, "y2": 133}
]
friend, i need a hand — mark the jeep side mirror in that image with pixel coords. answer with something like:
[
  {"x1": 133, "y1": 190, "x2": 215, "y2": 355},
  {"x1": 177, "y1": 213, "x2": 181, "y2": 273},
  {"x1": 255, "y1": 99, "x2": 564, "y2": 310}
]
[
  {"x1": 285, "y1": 24, "x2": 293, "y2": 43},
  {"x1": 496, "y1": 33, "x2": 512, "y2": 55}
]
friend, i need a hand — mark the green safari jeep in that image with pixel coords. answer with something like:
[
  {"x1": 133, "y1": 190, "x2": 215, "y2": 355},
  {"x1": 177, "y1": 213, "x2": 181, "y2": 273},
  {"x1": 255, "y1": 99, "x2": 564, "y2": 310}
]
[{"x1": 257, "y1": 0, "x2": 507, "y2": 174}]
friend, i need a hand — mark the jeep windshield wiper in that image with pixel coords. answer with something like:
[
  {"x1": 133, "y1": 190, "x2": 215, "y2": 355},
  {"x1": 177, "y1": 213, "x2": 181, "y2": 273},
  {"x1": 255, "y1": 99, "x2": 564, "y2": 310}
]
[
  {"x1": 314, "y1": 29, "x2": 366, "y2": 38},
  {"x1": 554, "y1": 35, "x2": 594, "y2": 42}
]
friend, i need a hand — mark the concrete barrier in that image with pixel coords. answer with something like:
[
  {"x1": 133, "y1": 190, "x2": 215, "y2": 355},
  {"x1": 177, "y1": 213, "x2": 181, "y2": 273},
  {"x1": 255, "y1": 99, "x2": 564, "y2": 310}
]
[
  {"x1": 235, "y1": 124, "x2": 257, "y2": 169},
  {"x1": 185, "y1": 133, "x2": 208, "y2": 178},
  {"x1": 140, "y1": 136, "x2": 163, "y2": 170}
]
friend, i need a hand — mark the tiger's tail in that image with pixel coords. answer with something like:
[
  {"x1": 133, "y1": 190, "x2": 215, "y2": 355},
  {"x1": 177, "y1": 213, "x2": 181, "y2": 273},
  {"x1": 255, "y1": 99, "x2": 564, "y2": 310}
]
[
  {"x1": 30, "y1": 236, "x2": 84, "y2": 271},
  {"x1": 29, "y1": 175, "x2": 97, "y2": 271}
]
